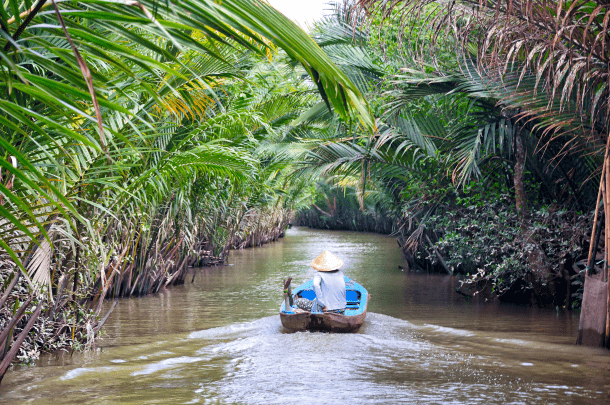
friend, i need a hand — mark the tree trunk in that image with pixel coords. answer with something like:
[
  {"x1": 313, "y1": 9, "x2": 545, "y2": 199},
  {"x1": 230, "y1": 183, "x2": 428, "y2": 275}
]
[
  {"x1": 514, "y1": 128, "x2": 528, "y2": 219},
  {"x1": 0, "y1": 301, "x2": 43, "y2": 384}
]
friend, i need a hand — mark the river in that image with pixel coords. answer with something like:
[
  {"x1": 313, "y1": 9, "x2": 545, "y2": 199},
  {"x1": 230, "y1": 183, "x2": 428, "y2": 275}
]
[{"x1": 1, "y1": 227, "x2": 609, "y2": 404}]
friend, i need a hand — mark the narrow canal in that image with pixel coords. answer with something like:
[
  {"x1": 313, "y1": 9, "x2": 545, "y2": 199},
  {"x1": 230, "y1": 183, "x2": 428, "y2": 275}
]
[{"x1": 1, "y1": 227, "x2": 609, "y2": 404}]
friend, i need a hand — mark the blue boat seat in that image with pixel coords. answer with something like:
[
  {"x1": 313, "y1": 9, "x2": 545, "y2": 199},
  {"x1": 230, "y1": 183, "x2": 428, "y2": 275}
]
[{"x1": 346, "y1": 290, "x2": 360, "y2": 303}]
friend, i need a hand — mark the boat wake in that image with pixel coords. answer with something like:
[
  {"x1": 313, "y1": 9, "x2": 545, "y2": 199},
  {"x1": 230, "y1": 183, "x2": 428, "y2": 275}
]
[
  {"x1": 178, "y1": 313, "x2": 603, "y2": 404},
  {"x1": 3, "y1": 313, "x2": 607, "y2": 405}
]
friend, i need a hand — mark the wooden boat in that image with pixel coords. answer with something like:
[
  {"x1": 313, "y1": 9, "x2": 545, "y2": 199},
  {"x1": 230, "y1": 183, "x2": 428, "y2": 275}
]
[{"x1": 280, "y1": 276, "x2": 369, "y2": 332}]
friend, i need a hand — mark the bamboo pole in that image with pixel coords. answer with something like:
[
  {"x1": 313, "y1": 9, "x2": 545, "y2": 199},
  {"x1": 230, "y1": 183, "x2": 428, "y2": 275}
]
[
  {"x1": 603, "y1": 190, "x2": 607, "y2": 274},
  {"x1": 601, "y1": 175, "x2": 608, "y2": 279},
  {"x1": 607, "y1": 251, "x2": 610, "y2": 348},
  {"x1": 606, "y1": 152, "x2": 610, "y2": 347},
  {"x1": 587, "y1": 157, "x2": 608, "y2": 275},
  {"x1": 605, "y1": 155, "x2": 610, "y2": 281}
]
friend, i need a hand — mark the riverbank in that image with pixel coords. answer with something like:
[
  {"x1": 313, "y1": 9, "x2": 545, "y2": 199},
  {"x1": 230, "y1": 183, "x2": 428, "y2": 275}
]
[
  {"x1": 296, "y1": 187, "x2": 592, "y2": 311},
  {"x1": 2, "y1": 227, "x2": 607, "y2": 404},
  {"x1": 0, "y1": 212, "x2": 290, "y2": 378}
]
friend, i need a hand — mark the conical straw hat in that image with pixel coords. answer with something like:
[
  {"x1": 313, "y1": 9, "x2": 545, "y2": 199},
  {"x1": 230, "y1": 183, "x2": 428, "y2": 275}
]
[{"x1": 310, "y1": 251, "x2": 344, "y2": 272}]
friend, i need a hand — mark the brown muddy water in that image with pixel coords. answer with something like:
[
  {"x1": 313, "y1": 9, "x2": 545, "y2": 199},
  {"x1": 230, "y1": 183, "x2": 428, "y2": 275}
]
[{"x1": 1, "y1": 227, "x2": 609, "y2": 404}]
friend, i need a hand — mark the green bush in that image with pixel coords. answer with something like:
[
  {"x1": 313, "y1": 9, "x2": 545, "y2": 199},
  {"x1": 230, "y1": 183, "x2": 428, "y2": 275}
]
[{"x1": 424, "y1": 193, "x2": 589, "y2": 307}]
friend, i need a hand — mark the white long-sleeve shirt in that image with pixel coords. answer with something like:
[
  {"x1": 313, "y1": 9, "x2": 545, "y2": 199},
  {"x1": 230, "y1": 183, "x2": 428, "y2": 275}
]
[{"x1": 312, "y1": 270, "x2": 346, "y2": 310}]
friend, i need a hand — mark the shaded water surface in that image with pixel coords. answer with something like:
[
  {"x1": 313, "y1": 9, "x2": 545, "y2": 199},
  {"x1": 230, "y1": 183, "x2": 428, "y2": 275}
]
[{"x1": 1, "y1": 227, "x2": 609, "y2": 404}]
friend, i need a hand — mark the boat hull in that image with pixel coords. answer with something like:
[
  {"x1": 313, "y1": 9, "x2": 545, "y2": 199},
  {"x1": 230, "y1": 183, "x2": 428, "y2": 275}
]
[{"x1": 280, "y1": 299, "x2": 368, "y2": 332}]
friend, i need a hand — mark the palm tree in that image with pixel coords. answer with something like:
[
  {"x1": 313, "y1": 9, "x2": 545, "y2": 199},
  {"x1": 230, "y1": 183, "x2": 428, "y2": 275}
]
[
  {"x1": 356, "y1": 0, "x2": 610, "y2": 346},
  {"x1": 0, "y1": 0, "x2": 376, "y2": 285},
  {"x1": 0, "y1": 0, "x2": 375, "y2": 377}
]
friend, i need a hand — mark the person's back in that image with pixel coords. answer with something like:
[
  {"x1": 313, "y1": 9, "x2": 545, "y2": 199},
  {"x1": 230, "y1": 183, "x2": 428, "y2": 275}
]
[
  {"x1": 294, "y1": 250, "x2": 347, "y2": 313},
  {"x1": 313, "y1": 270, "x2": 346, "y2": 311}
]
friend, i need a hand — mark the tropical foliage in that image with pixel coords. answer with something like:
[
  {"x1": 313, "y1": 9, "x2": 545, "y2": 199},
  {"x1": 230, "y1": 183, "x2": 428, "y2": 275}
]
[
  {"x1": 292, "y1": 0, "x2": 606, "y2": 315},
  {"x1": 0, "y1": 0, "x2": 373, "y2": 377}
]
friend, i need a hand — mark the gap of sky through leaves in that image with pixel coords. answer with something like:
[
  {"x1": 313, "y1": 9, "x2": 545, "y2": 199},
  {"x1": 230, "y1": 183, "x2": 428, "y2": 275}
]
[{"x1": 267, "y1": 0, "x2": 330, "y2": 29}]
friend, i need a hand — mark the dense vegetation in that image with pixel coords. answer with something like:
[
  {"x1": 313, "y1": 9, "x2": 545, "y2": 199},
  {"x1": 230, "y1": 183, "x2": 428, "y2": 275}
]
[
  {"x1": 294, "y1": 1, "x2": 608, "y2": 319},
  {"x1": 0, "y1": 0, "x2": 374, "y2": 379},
  {"x1": 1, "y1": 0, "x2": 610, "y2": 377}
]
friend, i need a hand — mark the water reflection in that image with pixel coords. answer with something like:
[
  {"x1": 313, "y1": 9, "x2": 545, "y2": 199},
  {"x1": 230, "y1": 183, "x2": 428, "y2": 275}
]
[{"x1": 1, "y1": 227, "x2": 609, "y2": 404}]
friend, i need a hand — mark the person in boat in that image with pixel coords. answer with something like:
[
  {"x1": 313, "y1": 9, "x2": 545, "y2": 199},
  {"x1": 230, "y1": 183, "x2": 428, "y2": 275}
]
[{"x1": 294, "y1": 251, "x2": 347, "y2": 314}]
